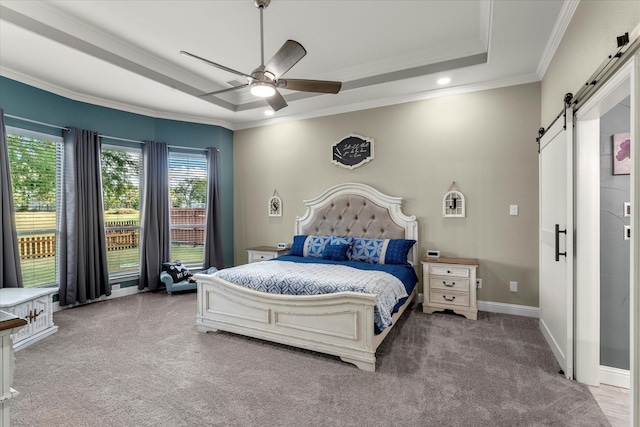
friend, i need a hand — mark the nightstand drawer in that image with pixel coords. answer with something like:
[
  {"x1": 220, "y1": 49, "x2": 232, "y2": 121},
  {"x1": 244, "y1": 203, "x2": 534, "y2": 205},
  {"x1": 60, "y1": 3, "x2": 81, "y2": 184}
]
[
  {"x1": 250, "y1": 251, "x2": 277, "y2": 262},
  {"x1": 428, "y1": 265, "x2": 471, "y2": 278},
  {"x1": 429, "y1": 290, "x2": 470, "y2": 308},
  {"x1": 430, "y1": 277, "x2": 470, "y2": 292}
]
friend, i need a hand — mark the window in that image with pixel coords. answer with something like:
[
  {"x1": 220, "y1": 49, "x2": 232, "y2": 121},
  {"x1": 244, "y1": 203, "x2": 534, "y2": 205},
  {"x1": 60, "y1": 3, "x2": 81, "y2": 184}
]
[
  {"x1": 101, "y1": 145, "x2": 142, "y2": 278},
  {"x1": 7, "y1": 128, "x2": 63, "y2": 288},
  {"x1": 168, "y1": 150, "x2": 207, "y2": 266}
]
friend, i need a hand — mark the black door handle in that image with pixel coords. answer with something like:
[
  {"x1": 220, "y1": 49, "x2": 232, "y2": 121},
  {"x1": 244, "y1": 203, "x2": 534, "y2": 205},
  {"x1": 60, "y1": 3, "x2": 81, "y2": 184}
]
[{"x1": 555, "y1": 224, "x2": 566, "y2": 262}]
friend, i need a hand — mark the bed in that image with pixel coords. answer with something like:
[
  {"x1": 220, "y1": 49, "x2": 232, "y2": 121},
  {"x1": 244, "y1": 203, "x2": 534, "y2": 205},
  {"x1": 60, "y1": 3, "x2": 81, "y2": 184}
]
[{"x1": 195, "y1": 182, "x2": 418, "y2": 371}]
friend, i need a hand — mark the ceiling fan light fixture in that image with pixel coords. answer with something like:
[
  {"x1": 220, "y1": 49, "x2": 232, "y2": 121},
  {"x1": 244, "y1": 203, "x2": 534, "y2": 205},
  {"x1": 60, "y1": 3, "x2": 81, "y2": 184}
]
[{"x1": 250, "y1": 81, "x2": 276, "y2": 97}]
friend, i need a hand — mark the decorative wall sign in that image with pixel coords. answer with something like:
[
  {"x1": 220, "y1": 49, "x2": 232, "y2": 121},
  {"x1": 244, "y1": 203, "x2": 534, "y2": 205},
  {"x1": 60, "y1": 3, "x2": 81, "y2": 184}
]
[
  {"x1": 613, "y1": 133, "x2": 630, "y2": 175},
  {"x1": 268, "y1": 191, "x2": 282, "y2": 217},
  {"x1": 331, "y1": 134, "x2": 374, "y2": 169},
  {"x1": 443, "y1": 182, "x2": 466, "y2": 218}
]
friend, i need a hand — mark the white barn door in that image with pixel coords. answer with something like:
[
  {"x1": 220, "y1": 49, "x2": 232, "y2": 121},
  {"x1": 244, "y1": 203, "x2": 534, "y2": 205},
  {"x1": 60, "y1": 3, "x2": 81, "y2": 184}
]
[{"x1": 539, "y1": 109, "x2": 574, "y2": 379}]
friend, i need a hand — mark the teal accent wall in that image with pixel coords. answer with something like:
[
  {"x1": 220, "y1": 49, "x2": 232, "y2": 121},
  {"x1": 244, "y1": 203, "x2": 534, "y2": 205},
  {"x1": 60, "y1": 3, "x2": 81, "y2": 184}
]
[{"x1": 0, "y1": 76, "x2": 234, "y2": 271}]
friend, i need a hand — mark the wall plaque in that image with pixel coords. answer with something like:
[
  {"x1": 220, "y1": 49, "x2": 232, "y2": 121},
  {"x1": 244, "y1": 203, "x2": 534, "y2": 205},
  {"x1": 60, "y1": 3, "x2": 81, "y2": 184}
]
[{"x1": 331, "y1": 134, "x2": 374, "y2": 169}]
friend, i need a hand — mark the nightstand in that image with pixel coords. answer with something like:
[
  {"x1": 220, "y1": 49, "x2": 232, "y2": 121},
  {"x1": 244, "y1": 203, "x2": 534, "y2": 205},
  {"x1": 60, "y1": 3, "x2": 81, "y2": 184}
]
[
  {"x1": 422, "y1": 257, "x2": 478, "y2": 320},
  {"x1": 247, "y1": 246, "x2": 289, "y2": 264}
]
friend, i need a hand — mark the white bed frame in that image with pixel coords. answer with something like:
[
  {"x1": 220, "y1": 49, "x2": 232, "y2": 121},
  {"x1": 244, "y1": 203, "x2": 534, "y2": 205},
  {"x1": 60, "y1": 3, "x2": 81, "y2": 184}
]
[{"x1": 195, "y1": 183, "x2": 418, "y2": 371}]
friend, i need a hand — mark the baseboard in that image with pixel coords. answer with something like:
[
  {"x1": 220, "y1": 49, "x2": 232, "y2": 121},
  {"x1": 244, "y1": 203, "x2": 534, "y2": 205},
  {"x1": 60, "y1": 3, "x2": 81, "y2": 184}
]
[
  {"x1": 599, "y1": 365, "x2": 630, "y2": 389},
  {"x1": 52, "y1": 285, "x2": 147, "y2": 312},
  {"x1": 417, "y1": 294, "x2": 539, "y2": 318},
  {"x1": 477, "y1": 300, "x2": 539, "y2": 318},
  {"x1": 539, "y1": 317, "x2": 567, "y2": 375}
]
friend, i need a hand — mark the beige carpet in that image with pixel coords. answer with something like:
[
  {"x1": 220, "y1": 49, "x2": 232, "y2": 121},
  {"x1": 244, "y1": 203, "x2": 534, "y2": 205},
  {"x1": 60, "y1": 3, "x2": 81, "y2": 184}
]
[{"x1": 10, "y1": 292, "x2": 609, "y2": 426}]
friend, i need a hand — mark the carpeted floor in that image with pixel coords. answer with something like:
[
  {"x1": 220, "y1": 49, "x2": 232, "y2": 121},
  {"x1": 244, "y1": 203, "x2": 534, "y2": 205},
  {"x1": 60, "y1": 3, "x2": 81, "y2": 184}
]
[{"x1": 10, "y1": 292, "x2": 609, "y2": 426}]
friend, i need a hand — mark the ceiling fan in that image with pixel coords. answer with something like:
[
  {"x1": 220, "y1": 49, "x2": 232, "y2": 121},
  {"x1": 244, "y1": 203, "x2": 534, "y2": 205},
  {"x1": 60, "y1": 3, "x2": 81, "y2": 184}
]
[{"x1": 180, "y1": 0, "x2": 342, "y2": 112}]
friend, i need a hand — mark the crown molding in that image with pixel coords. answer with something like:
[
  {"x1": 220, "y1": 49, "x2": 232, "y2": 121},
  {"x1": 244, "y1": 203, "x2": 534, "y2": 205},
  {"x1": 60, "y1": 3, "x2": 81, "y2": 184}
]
[
  {"x1": 236, "y1": 73, "x2": 542, "y2": 130},
  {"x1": 0, "y1": 67, "x2": 234, "y2": 130},
  {"x1": 536, "y1": 0, "x2": 580, "y2": 79}
]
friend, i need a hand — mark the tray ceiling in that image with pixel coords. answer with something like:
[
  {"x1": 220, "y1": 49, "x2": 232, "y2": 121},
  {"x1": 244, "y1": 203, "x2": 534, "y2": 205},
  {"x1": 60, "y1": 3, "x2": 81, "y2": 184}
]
[{"x1": 0, "y1": 0, "x2": 569, "y2": 130}]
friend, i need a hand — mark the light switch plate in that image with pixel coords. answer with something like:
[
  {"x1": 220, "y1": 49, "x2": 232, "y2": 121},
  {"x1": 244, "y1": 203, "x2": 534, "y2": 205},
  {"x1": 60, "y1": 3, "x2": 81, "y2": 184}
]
[{"x1": 509, "y1": 205, "x2": 518, "y2": 216}]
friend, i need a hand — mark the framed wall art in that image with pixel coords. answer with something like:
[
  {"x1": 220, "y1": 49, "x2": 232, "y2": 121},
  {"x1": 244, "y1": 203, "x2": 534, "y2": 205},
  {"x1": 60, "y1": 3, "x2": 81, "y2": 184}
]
[
  {"x1": 613, "y1": 133, "x2": 630, "y2": 175},
  {"x1": 331, "y1": 134, "x2": 374, "y2": 169},
  {"x1": 268, "y1": 192, "x2": 282, "y2": 217},
  {"x1": 442, "y1": 182, "x2": 466, "y2": 218}
]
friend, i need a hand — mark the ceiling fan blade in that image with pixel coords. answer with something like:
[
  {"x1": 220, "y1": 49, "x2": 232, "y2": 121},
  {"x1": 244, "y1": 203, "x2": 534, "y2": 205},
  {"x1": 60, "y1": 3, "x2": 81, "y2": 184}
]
[
  {"x1": 278, "y1": 79, "x2": 342, "y2": 94},
  {"x1": 180, "y1": 51, "x2": 253, "y2": 80},
  {"x1": 199, "y1": 84, "x2": 249, "y2": 97},
  {"x1": 264, "y1": 40, "x2": 306, "y2": 79},
  {"x1": 266, "y1": 90, "x2": 288, "y2": 112}
]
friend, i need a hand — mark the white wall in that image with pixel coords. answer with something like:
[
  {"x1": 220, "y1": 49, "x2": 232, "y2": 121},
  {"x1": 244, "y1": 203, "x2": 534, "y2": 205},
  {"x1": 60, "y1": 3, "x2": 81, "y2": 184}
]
[{"x1": 234, "y1": 83, "x2": 541, "y2": 307}]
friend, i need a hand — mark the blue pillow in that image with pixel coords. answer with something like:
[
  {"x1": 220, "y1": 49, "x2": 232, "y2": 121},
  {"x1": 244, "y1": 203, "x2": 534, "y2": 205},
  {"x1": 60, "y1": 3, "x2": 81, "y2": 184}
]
[
  {"x1": 330, "y1": 235, "x2": 353, "y2": 258},
  {"x1": 350, "y1": 238, "x2": 416, "y2": 264},
  {"x1": 322, "y1": 243, "x2": 350, "y2": 261},
  {"x1": 305, "y1": 235, "x2": 330, "y2": 257},
  {"x1": 330, "y1": 235, "x2": 353, "y2": 246},
  {"x1": 351, "y1": 237, "x2": 385, "y2": 263},
  {"x1": 383, "y1": 239, "x2": 416, "y2": 265},
  {"x1": 289, "y1": 235, "x2": 331, "y2": 258},
  {"x1": 289, "y1": 235, "x2": 308, "y2": 257}
]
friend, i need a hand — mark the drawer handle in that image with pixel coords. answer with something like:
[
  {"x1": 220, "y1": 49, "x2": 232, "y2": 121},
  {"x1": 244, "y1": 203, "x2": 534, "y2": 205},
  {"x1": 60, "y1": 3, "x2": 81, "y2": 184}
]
[
  {"x1": 27, "y1": 309, "x2": 44, "y2": 323},
  {"x1": 447, "y1": 270, "x2": 451, "y2": 274},
  {"x1": 443, "y1": 281, "x2": 455, "y2": 287},
  {"x1": 443, "y1": 295, "x2": 456, "y2": 302}
]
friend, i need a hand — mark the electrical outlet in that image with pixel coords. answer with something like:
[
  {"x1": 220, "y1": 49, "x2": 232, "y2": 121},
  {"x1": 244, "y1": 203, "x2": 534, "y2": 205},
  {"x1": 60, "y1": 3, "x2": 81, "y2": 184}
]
[
  {"x1": 509, "y1": 281, "x2": 518, "y2": 292},
  {"x1": 476, "y1": 278, "x2": 482, "y2": 289}
]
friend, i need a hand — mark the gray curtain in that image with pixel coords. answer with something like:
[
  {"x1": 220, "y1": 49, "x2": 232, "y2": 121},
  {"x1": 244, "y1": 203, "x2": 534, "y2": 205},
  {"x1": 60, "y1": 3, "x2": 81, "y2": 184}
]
[
  {"x1": 203, "y1": 147, "x2": 224, "y2": 269},
  {"x1": 59, "y1": 128, "x2": 110, "y2": 305},
  {"x1": 139, "y1": 141, "x2": 170, "y2": 291},
  {"x1": 0, "y1": 109, "x2": 24, "y2": 288}
]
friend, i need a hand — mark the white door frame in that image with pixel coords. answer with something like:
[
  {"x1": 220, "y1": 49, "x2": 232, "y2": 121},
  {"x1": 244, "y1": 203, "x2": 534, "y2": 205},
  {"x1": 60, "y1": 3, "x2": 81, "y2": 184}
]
[
  {"x1": 632, "y1": 51, "x2": 639, "y2": 427},
  {"x1": 574, "y1": 57, "x2": 637, "y2": 423}
]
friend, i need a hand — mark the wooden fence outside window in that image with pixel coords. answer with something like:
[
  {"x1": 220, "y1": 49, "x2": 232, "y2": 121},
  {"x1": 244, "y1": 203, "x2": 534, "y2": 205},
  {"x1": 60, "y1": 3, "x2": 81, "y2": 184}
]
[{"x1": 16, "y1": 208, "x2": 206, "y2": 260}]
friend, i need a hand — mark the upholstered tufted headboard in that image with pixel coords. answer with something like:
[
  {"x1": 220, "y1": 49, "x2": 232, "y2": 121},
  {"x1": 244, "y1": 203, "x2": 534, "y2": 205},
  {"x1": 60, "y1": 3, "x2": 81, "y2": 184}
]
[{"x1": 294, "y1": 183, "x2": 419, "y2": 264}]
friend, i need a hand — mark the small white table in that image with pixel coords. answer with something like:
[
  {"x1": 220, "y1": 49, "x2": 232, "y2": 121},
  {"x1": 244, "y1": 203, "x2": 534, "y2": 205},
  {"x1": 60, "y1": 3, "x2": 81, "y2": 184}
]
[
  {"x1": 0, "y1": 288, "x2": 58, "y2": 351},
  {"x1": 0, "y1": 311, "x2": 27, "y2": 427},
  {"x1": 246, "y1": 246, "x2": 289, "y2": 264}
]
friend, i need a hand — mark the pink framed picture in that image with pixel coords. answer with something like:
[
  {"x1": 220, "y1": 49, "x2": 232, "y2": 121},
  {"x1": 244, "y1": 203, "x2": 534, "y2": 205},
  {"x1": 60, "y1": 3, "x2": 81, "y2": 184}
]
[{"x1": 613, "y1": 133, "x2": 630, "y2": 175}]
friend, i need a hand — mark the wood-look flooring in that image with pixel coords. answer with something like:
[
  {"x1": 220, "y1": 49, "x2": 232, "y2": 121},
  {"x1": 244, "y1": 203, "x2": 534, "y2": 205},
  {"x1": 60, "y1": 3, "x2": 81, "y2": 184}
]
[{"x1": 589, "y1": 384, "x2": 630, "y2": 426}]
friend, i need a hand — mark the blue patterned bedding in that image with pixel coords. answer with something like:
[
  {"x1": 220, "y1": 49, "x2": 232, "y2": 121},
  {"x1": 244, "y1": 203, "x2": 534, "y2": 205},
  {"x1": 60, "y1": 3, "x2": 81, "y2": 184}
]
[{"x1": 214, "y1": 256, "x2": 418, "y2": 332}]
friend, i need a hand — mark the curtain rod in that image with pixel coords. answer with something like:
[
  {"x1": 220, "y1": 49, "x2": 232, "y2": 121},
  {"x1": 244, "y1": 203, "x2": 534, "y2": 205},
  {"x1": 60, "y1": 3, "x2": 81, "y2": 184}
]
[
  {"x1": 4, "y1": 113, "x2": 219, "y2": 152},
  {"x1": 5, "y1": 114, "x2": 69, "y2": 131}
]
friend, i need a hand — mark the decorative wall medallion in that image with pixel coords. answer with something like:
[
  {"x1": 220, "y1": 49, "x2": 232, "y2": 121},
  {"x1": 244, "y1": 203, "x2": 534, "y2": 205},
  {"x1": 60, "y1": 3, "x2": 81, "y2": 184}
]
[{"x1": 331, "y1": 134, "x2": 374, "y2": 169}]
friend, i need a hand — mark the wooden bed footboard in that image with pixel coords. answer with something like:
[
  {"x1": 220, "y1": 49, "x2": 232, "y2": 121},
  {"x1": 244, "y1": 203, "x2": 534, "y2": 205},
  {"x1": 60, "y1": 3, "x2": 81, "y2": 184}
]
[{"x1": 196, "y1": 273, "x2": 389, "y2": 371}]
